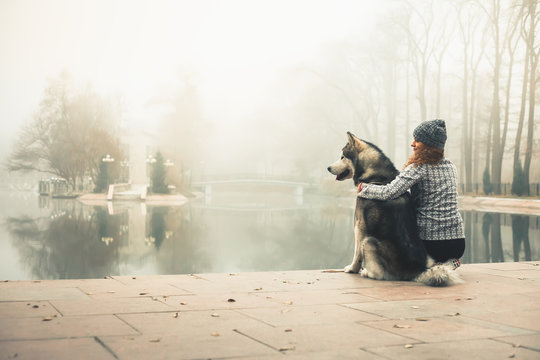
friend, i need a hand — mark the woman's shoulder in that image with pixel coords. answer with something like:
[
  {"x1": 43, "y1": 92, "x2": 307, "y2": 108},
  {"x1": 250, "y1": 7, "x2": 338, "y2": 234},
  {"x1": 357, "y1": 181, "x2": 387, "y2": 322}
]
[
  {"x1": 440, "y1": 158, "x2": 457, "y2": 168},
  {"x1": 428, "y1": 158, "x2": 458, "y2": 175},
  {"x1": 402, "y1": 163, "x2": 428, "y2": 175}
]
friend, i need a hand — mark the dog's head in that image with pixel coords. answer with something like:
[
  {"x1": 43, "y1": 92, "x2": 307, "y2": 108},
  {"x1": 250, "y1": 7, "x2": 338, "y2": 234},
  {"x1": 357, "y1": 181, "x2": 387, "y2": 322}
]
[
  {"x1": 327, "y1": 132, "x2": 395, "y2": 186},
  {"x1": 327, "y1": 132, "x2": 364, "y2": 182}
]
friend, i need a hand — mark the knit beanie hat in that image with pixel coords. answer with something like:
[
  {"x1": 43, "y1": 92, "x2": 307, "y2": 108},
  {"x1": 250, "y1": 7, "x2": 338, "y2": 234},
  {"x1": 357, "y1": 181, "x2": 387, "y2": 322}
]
[{"x1": 413, "y1": 119, "x2": 447, "y2": 149}]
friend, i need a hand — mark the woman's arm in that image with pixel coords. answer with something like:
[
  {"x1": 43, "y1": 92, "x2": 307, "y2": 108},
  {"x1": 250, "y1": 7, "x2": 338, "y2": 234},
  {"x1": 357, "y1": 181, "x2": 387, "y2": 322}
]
[{"x1": 358, "y1": 164, "x2": 425, "y2": 200}]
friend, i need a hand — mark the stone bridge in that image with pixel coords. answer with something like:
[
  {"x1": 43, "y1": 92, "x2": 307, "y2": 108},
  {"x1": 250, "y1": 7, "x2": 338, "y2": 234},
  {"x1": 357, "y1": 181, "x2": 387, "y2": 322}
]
[{"x1": 192, "y1": 179, "x2": 315, "y2": 197}]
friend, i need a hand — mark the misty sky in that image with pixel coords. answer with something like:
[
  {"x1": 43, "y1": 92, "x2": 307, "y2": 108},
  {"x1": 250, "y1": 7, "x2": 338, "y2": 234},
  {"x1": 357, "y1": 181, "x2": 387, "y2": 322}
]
[{"x1": 0, "y1": 0, "x2": 384, "y2": 161}]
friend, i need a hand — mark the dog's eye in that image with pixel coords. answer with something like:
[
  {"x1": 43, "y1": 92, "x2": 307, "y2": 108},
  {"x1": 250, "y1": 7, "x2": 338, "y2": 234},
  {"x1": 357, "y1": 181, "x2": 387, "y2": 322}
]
[{"x1": 340, "y1": 156, "x2": 344, "y2": 160}]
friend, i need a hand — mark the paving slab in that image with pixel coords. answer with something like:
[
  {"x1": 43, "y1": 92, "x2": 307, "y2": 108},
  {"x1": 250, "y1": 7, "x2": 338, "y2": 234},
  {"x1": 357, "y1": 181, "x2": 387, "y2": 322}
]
[
  {"x1": 0, "y1": 315, "x2": 138, "y2": 341},
  {"x1": 0, "y1": 338, "x2": 116, "y2": 360},
  {"x1": 0, "y1": 301, "x2": 61, "y2": 319},
  {"x1": 100, "y1": 332, "x2": 277, "y2": 360},
  {"x1": 368, "y1": 338, "x2": 539, "y2": 360},
  {"x1": 0, "y1": 262, "x2": 539, "y2": 359},
  {"x1": 50, "y1": 296, "x2": 175, "y2": 316},
  {"x1": 234, "y1": 322, "x2": 415, "y2": 354}
]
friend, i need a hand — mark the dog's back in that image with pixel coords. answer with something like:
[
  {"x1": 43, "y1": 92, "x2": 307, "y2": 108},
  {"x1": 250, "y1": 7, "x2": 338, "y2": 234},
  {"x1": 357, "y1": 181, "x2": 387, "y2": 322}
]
[{"x1": 356, "y1": 192, "x2": 427, "y2": 280}]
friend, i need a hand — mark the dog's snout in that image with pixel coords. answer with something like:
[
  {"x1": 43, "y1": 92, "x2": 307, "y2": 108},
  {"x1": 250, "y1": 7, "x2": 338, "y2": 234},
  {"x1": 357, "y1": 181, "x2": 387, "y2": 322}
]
[{"x1": 327, "y1": 166, "x2": 332, "y2": 172}]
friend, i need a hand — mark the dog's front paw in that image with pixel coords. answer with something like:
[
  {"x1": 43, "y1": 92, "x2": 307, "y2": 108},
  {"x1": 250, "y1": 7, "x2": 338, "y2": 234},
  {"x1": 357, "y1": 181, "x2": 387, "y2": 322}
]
[
  {"x1": 360, "y1": 268, "x2": 370, "y2": 278},
  {"x1": 344, "y1": 264, "x2": 360, "y2": 273}
]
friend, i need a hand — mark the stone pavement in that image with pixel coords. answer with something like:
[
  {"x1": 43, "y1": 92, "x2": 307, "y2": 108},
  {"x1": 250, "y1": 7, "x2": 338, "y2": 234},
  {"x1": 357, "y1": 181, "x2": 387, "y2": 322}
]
[{"x1": 1, "y1": 262, "x2": 539, "y2": 360}]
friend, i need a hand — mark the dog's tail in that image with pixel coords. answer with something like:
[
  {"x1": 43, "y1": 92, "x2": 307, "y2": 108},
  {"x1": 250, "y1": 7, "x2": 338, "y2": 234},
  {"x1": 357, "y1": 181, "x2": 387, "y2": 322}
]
[{"x1": 414, "y1": 258, "x2": 463, "y2": 287}]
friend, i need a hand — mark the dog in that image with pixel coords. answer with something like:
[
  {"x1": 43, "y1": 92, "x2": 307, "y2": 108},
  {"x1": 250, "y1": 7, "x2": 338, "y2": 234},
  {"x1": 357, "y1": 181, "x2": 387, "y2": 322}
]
[{"x1": 327, "y1": 132, "x2": 461, "y2": 286}]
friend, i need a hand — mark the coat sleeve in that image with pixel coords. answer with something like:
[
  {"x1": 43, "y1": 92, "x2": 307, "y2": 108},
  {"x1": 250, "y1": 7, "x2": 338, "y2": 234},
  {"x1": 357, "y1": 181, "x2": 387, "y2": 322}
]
[{"x1": 358, "y1": 164, "x2": 425, "y2": 200}]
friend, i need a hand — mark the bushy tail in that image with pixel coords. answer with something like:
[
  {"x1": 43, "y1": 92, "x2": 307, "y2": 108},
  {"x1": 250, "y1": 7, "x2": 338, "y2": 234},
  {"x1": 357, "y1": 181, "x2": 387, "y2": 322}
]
[{"x1": 415, "y1": 259, "x2": 463, "y2": 287}]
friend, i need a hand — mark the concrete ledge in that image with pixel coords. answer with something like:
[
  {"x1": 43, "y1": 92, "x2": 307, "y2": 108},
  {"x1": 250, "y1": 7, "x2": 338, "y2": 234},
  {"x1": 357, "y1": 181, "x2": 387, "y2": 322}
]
[
  {"x1": 78, "y1": 193, "x2": 189, "y2": 206},
  {"x1": 1, "y1": 262, "x2": 539, "y2": 359},
  {"x1": 459, "y1": 196, "x2": 540, "y2": 215}
]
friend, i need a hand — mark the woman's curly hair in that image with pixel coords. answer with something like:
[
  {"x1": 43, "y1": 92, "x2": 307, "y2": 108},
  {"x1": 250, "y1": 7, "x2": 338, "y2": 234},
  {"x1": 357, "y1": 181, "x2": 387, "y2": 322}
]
[{"x1": 404, "y1": 146, "x2": 444, "y2": 168}]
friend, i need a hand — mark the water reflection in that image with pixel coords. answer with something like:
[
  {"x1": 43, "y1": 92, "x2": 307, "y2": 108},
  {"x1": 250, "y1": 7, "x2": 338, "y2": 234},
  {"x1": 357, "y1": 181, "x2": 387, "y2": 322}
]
[
  {"x1": 461, "y1": 211, "x2": 538, "y2": 264},
  {"x1": 1, "y1": 192, "x2": 539, "y2": 280}
]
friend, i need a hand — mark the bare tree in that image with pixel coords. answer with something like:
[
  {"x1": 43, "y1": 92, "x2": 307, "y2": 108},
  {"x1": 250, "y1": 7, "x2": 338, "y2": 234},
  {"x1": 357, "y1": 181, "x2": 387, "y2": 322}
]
[
  {"x1": 477, "y1": 0, "x2": 522, "y2": 194},
  {"x1": 522, "y1": 0, "x2": 539, "y2": 194},
  {"x1": 5, "y1": 71, "x2": 122, "y2": 190},
  {"x1": 151, "y1": 72, "x2": 206, "y2": 189},
  {"x1": 400, "y1": 0, "x2": 440, "y2": 122},
  {"x1": 457, "y1": 0, "x2": 487, "y2": 192}
]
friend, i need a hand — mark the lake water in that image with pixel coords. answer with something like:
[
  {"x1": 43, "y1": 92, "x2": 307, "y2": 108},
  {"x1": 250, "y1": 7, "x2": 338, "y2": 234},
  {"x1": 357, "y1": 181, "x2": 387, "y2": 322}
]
[{"x1": 1, "y1": 190, "x2": 538, "y2": 280}]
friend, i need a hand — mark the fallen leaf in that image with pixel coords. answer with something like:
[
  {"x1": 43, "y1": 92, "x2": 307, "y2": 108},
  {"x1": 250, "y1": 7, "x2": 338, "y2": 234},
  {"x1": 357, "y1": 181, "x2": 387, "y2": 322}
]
[
  {"x1": 180, "y1": 302, "x2": 187, "y2": 306},
  {"x1": 151, "y1": 297, "x2": 158, "y2": 301},
  {"x1": 410, "y1": 306, "x2": 420, "y2": 309},
  {"x1": 393, "y1": 324, "x2": 411, "y2": 329},
  {"x1": 32, "y1": 305, "x2": 39, "y2": 309},
  {"x1": 173, "y1": 312, "x2": 179, "y2": 318},
  {"x1": 415, "y1": 318, "x2": 429, "y2": 322},
  {"x1": 149, "y1": 338, "x2": 161, "y2": 343},
  {"x1": 284, "y1": 329, "x2": 293, "y2": 332},
  {"x1": 227, "y1": 298, "x2": 236, "y2": 303},
  {"x1": 211, "y1": 313, "x2": 220, "y2": 317},
  {"x1": 254, "y1": 288, "x2": 263, "y2": 291},
  {"x1": 508, "y1": 354, "x2": 515, "y2": 358},
  {"x1": 107, "y1": 291, "x2": 115, "y2": 294},
  {"x1": 42, "y1": 316, "x2": 54, "y2": 322},
  {"x1": 447, "y1": 312, "x2": 461, "y2": 317},
  {"x1": 132, "y1": 277, "x2": 137, "y2": 279},
  {"x1": 229, "y1": 273, "x2": 239, "y2": 276},
  {"x1": 512, "y1": 344, "x2": 520, "y2": 348},
  {"x1": 404, "y1": 344, "x2": 414, "y2": 349},
  {"x1": 139, "y1": 292, "x2": 148, "y2": 296},
  {"x1": 279, "y1": 345, "x2": 296, "y2": 352},
  {"x1": 211, "y1": 331, "x2": 220, "y2": 337}
]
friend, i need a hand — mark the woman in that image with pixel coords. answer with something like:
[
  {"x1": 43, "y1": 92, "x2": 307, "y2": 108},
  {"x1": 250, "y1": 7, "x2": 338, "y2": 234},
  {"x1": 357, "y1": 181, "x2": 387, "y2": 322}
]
[{"x1": 357, "y1": 119, "x2": 465, "y2": 268}]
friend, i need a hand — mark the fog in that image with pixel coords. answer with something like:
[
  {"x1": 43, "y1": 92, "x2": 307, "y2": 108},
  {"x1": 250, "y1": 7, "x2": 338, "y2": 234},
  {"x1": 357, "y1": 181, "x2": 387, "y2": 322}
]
[{"x1": 1, "y1": 0, "x2": 538, "y2": 192}]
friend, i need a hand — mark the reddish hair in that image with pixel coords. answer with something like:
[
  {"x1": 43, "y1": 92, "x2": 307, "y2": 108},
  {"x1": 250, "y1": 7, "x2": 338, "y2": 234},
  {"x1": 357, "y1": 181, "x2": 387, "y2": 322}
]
[{"x1": 404, "y1": 146, "x2": 444, "y2": 168}]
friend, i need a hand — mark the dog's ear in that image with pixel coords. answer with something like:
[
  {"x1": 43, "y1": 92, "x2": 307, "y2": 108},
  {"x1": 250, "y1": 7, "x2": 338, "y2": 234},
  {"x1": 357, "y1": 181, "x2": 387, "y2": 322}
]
[{"x1": 346, "y1": 132, "x2": 366, "y2": 150}]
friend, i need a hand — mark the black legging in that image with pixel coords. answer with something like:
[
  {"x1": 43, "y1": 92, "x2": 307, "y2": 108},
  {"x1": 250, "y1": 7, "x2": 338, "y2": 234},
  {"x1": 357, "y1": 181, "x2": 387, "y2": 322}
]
[{"x1": 422, "y1": 239, "x2": 465, "y2": 263}]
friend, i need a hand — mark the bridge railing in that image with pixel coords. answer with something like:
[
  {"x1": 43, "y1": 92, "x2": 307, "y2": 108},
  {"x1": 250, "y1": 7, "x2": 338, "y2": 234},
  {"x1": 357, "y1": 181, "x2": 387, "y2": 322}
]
[{"x1": 192, "y1": 173, "x2": 312, "y2": 184}]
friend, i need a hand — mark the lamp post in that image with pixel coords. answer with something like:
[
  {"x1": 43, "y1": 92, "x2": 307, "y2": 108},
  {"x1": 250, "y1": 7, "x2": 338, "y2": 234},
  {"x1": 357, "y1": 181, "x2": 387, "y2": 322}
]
[
  {"x1": 102, "y1": 154, "x2": 115, "y2": 188},
  {"x1": 120, "y1": 160, "x2": 129, "y2": 183},
  {"x1": 146, "y1": 155, "x2": 156, "y2": 178},
  {"x1": 164, "y1": 159, "x2": 175, "y2": 192}
]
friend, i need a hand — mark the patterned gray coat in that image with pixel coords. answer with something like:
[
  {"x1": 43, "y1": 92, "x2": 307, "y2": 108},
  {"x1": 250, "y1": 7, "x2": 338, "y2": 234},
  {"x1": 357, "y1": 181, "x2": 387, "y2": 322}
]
[{"x1": 358, "y1": 159, "x2": 465, "y2": 241}]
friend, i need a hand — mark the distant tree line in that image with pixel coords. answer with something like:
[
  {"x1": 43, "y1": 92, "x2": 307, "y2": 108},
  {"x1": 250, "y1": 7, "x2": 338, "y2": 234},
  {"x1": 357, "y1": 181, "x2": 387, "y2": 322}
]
[{"x1": 289, "y1": 0, "x2": 538, "y2": 196}]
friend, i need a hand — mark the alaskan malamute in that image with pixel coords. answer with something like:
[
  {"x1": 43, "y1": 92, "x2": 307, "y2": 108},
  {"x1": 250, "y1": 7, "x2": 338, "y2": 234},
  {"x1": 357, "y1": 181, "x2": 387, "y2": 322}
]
[{"x1": 327, "y1": 132, "x2": 461, "y2": 286}]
